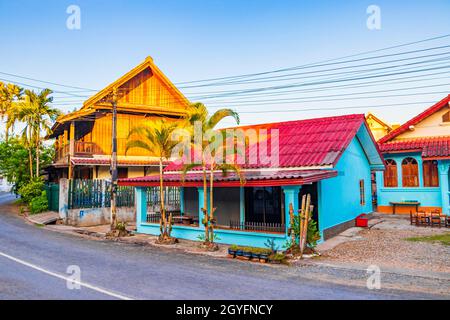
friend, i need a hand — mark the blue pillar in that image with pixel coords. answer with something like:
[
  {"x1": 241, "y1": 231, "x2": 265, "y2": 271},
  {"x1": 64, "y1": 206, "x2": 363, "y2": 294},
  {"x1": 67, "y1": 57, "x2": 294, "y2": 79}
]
[
  {"x1": 179, "y1": 187, "x2": 185, "y2": 215},
  {"x1": 282, "y1": 186, "x2": 301, "y2": 234},
  {"x1": 240, "y1": 187, "x2": 245, "y2": 224},
  {"x1": 438, "y1": 161, "x2": 450, "y2": 214},
  {"x1": 197, "y1": 187, "x2": 209, "y2": 230},
  {"x1": 135, "y1": 187, "x2": 147, "y2": 225}
]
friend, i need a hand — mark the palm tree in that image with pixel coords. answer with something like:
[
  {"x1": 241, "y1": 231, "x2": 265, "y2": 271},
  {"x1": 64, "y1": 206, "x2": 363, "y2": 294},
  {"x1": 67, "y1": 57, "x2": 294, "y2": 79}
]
[
  {"x1": 126, "y1": 120, "x2": 180, "y2": 243},
  {"x1": 182, "y1": 103, "x2": 242, "y2": 248},
  {"x1": 17, "y1": 89, "x2": 60, "y2": 178},
  {"x1": 0, "y1": 82, "x2": 23, "y2": 141}
]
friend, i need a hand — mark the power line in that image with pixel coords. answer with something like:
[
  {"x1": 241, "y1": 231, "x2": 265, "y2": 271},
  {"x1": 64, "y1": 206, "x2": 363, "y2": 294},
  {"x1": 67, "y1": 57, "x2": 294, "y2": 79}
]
[{"x1": 174, "y1": 34, "x2": 450, "y2": 85}]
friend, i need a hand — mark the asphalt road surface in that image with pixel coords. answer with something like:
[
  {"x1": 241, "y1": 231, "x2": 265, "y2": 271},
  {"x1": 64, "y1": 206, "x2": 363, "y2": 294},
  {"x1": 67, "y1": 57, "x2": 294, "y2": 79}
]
[{"x1": 0, "y1": 194, "x2": 443, "y2": 300}]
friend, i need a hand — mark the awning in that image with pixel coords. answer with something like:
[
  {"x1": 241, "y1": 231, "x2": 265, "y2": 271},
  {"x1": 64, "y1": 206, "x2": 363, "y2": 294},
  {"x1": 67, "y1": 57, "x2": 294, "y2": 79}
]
[
  {"x1": 70, "y1": 157, "x2": 164, "y2": 167},
  {"x1": 118, "y1": 169, "x2": 337, "y2": 187}
]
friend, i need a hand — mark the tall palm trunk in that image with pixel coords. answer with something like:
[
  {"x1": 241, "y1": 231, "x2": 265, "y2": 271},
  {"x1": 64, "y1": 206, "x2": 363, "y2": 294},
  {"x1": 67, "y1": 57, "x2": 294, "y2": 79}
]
[
  {"x1": 35, "y1": 138, "x2": 40, "y2": 177},
  {"x1": 202, "y1": 163, "x2": 209, "y2": 243},
  {"x1": 28, "y1": 147, "x2": 33, "y2": 179},
  {"x1": 159, "y1": 157, "x2": 167, "y2": 238},
  {"x1": 209, "y1": 166, "x2": 215, "y2": 243}
]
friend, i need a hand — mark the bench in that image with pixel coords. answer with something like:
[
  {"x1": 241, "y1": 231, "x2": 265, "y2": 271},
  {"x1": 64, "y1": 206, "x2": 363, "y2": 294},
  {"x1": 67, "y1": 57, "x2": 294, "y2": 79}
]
[{"x1": 389, "y1": 201, "x2": 420, "y2": 215}]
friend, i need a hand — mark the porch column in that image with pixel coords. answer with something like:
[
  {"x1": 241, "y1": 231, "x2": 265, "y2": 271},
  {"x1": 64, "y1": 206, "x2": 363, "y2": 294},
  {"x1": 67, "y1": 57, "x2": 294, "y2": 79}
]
[
  {"x1": 179, "y1": 187, "x2": 185, "y2": 215},
  {"x1": 239, "y1": 187, "x2": 245, "y2": 224},
  {"x1": 282, "y1": 186, "x2": 301, "y2": 234},
  {"x1": 197, "y1": 187, "x2": 208, "y2": 230},
  {"x1": 68, "y1": 121, "x2": 75, "y2": 179},
  {"x1": 135, "y1": 187, "x2": 147, "y2": 225},
  {"x1": 438, "y1": 161, "x2": 450, "y2": 214}
]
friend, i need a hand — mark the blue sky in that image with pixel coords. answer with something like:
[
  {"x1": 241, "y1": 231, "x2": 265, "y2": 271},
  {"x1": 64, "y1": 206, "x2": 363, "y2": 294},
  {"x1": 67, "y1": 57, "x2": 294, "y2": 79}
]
[{"x1": 1, "y1": 0, "x2": 450, "y2": 128}]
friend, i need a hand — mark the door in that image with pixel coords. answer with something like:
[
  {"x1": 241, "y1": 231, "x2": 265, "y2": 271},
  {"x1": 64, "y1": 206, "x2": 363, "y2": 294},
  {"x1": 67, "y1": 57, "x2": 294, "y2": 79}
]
[{"x1": 245, "y1": 187, "x2": 282, "y2": 224}]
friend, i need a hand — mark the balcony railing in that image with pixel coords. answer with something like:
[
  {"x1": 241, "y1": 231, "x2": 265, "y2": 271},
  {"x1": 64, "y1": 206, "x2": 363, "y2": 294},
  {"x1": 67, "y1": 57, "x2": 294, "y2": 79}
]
[
  {"x1": 74, "y1": 141, "x2": 103, "y2": 156},
  {"x1": 55, "y1": 144, "x2": 69, "y2": 162}
]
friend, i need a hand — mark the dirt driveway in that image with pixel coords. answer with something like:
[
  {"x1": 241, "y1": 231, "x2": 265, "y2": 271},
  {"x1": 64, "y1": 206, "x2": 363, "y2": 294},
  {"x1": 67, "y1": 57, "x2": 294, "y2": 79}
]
[{"x1": 318, "y1": 213, "x2": 450, "y2": 274}]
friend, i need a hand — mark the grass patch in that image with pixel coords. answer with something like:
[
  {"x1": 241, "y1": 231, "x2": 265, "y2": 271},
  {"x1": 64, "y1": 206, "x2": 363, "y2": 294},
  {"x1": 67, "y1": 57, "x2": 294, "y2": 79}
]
[
  {"x1": 406, "y1": 233, "x2": 450, "y2": 246},
  {"x1": 34, "y1": 223, "x2": 45, "y2": 228}
]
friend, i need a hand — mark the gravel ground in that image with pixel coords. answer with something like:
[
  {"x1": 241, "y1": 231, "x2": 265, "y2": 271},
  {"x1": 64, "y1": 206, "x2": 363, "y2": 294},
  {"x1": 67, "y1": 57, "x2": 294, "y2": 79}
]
[{"x1": 319, "y1": 215, "x2": 450, "y2": 274}]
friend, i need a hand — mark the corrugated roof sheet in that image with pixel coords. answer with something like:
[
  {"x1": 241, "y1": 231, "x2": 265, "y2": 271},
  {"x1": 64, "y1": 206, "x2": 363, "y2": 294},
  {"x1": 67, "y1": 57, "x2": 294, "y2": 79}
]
[
  {"x1": 165, "y1": 114, "x2": 367, "y2": 171},
  {"x1": 379, "y1": 136, "x2": 450, "y2": 159}
]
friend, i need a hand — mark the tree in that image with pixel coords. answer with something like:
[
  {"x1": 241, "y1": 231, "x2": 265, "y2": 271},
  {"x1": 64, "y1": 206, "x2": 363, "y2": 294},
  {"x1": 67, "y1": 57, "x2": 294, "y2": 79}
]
[
  {"x1": 182, "y1": 103, "x2": 242, "y2": 249},
  {"x1": 126, "y1": 120, "x2": 180, "y2": 243},
  {"x1": 0, "y1": 82, "x2": 23, "y2": 141},
  {"x1": 16, "y1": 89, "x2": 60, "y2": 177}
]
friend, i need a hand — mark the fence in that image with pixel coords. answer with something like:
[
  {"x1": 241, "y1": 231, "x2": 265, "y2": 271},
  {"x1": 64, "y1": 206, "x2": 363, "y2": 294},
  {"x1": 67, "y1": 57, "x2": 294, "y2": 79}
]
[
  {"x1": 68, "y1": 179, "x2": 135, "y2": 209},
  {"x1": 228, "y1": 220, "x2": 285, "y2": 233},
  {"x1": 67, "y1": 179, "x2": 181, "y2": 210}
]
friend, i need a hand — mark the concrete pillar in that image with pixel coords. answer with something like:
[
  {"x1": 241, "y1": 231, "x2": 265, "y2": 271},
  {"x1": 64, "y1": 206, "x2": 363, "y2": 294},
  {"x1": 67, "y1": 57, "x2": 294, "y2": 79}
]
[
  {"x1": 135, "y1": 187, "x2": 147, "y2": 225},
  {"x1": 59, "y1": 178, "x2": 69, "y2": 222},
  {"x1": 179, "y1": 187, "x2": 184, "y2": 215},
  {"x1": 239, "y1": 187, "x2": 245, "y2": 225},
  {"x1": 282, "y1": 186, "x2": 301, "y2": 234},
  {"x1": 438, "y1": 161, "x2": 450, "y2": 214}
]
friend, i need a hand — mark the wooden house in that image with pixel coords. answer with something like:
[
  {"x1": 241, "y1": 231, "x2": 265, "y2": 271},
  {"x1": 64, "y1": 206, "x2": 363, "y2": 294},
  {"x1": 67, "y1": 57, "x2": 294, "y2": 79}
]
[{"x1": 47, "y1": 56, "x2": 190, "y2": 181}]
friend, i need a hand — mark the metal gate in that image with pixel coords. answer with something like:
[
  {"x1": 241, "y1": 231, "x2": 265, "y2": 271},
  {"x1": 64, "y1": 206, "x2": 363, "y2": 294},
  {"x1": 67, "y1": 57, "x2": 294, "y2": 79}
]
[{"x1": 45, "y1": 183, "x2": 59, "y2": 212}]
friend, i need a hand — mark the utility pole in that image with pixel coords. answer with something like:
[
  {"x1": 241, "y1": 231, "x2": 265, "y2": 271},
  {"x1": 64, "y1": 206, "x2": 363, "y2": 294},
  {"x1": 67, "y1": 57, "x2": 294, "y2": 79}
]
[{"x1": 110, "y1": 87, "x2": 118, "y2": 230}]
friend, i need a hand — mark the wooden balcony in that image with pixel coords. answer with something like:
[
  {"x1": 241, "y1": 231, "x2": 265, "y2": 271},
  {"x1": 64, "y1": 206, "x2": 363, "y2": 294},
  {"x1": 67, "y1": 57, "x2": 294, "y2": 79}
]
[{"x1": 74, "y1": 141, "x2": 103, "y2": 157}]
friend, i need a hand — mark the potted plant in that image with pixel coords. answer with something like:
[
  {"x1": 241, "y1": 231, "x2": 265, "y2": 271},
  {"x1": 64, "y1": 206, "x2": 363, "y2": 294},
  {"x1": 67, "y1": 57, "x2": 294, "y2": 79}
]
[
  {"x1": 242, "y1": 247, "x2": 252, "y2": 259},
  {"x1": 259, "y1": 249, "x2": 271, "y2": 263},
  {"x1": 228, "y1": 245, "x2": 238, "y2": 258},
  {"x1": 269, "y1": 252, "x2": 286, "y2": 264},
  {"x1": 235, "y1": 246, "x2": 244, "y2": 257},
  {"x1": 251, "y1": 248, "x2": 261, "y2": 261}
]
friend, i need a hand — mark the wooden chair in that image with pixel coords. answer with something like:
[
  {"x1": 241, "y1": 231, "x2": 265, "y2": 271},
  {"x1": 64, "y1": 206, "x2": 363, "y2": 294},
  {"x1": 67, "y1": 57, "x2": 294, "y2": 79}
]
[
  {"x1": 417, "y1": 211, "x2": 430, "y2": 226},
  {"x1": 430, "y1": 211, "x2": 441, "y2": 228},
  {"x1": 410, "y1": 210, "x2": 419, "y2": 225}
]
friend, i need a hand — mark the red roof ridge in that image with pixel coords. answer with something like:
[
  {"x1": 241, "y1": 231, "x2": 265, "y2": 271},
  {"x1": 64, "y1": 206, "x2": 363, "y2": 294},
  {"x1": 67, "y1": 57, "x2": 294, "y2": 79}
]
[
  {"x1": 222, "y1": 113, "x2": 365, "y2": 131},
  {"x1": 378, "y1": 95, "x2": 450, "y2": 144},
  {"x1": 384, "y1": 135, "x2": 450, "y2": 143}
]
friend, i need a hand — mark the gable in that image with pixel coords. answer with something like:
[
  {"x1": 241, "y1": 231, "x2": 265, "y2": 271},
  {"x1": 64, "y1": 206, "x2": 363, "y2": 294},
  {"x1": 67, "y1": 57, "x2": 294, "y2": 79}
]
[
  {"x1": 394, "y1": 106, "x2": 450, "y2": 140},
  {"x1": 83, "y1": 56, "x2": 189, "y2": 114},
  {"x1": 379, "y1": 95, "x2": 450, "y2": 143},
  {"x1": 116, "y1": 67, "x2": 187, "y2": 111}
]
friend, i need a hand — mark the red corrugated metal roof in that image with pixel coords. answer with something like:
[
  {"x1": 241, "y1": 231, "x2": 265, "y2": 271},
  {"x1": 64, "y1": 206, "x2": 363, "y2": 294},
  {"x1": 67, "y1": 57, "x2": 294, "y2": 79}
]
[
  {"x1": 379, "y1": 95, "x2": 450, "y2": 143},
  {"x1": 165, "y1": 114, "x2": 367, "y2": 171},
  {"x1": 379, "y1": 136, "x2": 450, "y2": 159},
  {"x1": 119, "y1": 169, "x2": 338, "y2": 187}
]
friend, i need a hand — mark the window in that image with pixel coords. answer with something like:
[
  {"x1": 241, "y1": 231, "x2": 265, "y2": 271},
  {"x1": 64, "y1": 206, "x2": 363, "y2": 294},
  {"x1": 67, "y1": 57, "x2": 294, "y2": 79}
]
[
  {"x1": 359, "y1": 179, "x2": 365, "y2": 206},
  {"x1": 402, "y1": 157, "x2": 419, "y2": 187},
  {"x1": 118, "y1": 168, "x2": 128, "y2": 179},
  {"x1": 423, "y1": 160, "x2": 439, "y2": 187},
  {"x1": 245, "y1": 187, "x2": 282, "y2": 224},
  {"x1": 443, "y1": 111, "x2": 450, "y2": 123},
  {"x1": 384, "y1": 159, "x2": 398, "y2": 187}
]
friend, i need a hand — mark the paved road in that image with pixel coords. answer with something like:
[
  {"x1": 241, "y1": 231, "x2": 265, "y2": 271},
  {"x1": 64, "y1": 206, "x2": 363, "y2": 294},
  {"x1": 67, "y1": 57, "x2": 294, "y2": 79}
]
[{"x1": 0, "y1": 194, "x2": 442, "y2": 300}]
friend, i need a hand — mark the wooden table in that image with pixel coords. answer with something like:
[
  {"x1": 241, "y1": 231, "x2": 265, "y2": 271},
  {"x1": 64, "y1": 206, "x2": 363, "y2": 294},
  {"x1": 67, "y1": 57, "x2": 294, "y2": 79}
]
[{"x1": 389, "y1": 201, "x2": 420, "y2": 215}]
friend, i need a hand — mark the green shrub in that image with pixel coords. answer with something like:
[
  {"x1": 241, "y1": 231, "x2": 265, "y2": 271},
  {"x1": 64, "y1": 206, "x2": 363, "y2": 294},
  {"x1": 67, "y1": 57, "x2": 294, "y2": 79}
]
[
  {"x1": 18, "y1": 179, "x2": 45, "y2": 205},
  {"x1": 29, "y1": 191, "x2": 48, "y2": 214}
]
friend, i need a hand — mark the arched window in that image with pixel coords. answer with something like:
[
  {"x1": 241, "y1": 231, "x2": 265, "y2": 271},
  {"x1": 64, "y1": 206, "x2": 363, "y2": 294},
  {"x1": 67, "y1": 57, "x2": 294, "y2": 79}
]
[
  {"x1": 423, "y1": 160, "x2": 439, "y2": 187},
  {"x1": 384, "y1": 159, "x2": 398, "y2": 187},
  {"x1": 402, "y1": 157, "x2": 419, "y2": 187}
]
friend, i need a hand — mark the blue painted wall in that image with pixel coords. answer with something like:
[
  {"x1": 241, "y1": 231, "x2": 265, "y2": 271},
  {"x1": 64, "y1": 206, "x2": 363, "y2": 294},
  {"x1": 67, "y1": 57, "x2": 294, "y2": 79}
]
[
  {"x1": 318, "y1": 134, "x2": 373, "y2": 236},
  {"x1": 375, "y1": 152, "x2": 442, "y2": 209}
]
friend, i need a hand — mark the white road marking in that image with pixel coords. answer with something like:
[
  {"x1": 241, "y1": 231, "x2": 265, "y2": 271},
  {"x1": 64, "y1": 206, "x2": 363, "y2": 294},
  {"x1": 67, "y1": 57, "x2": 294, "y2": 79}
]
[{"x1": 0, "y1": 251, "x2": 133, "y2": 300}]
